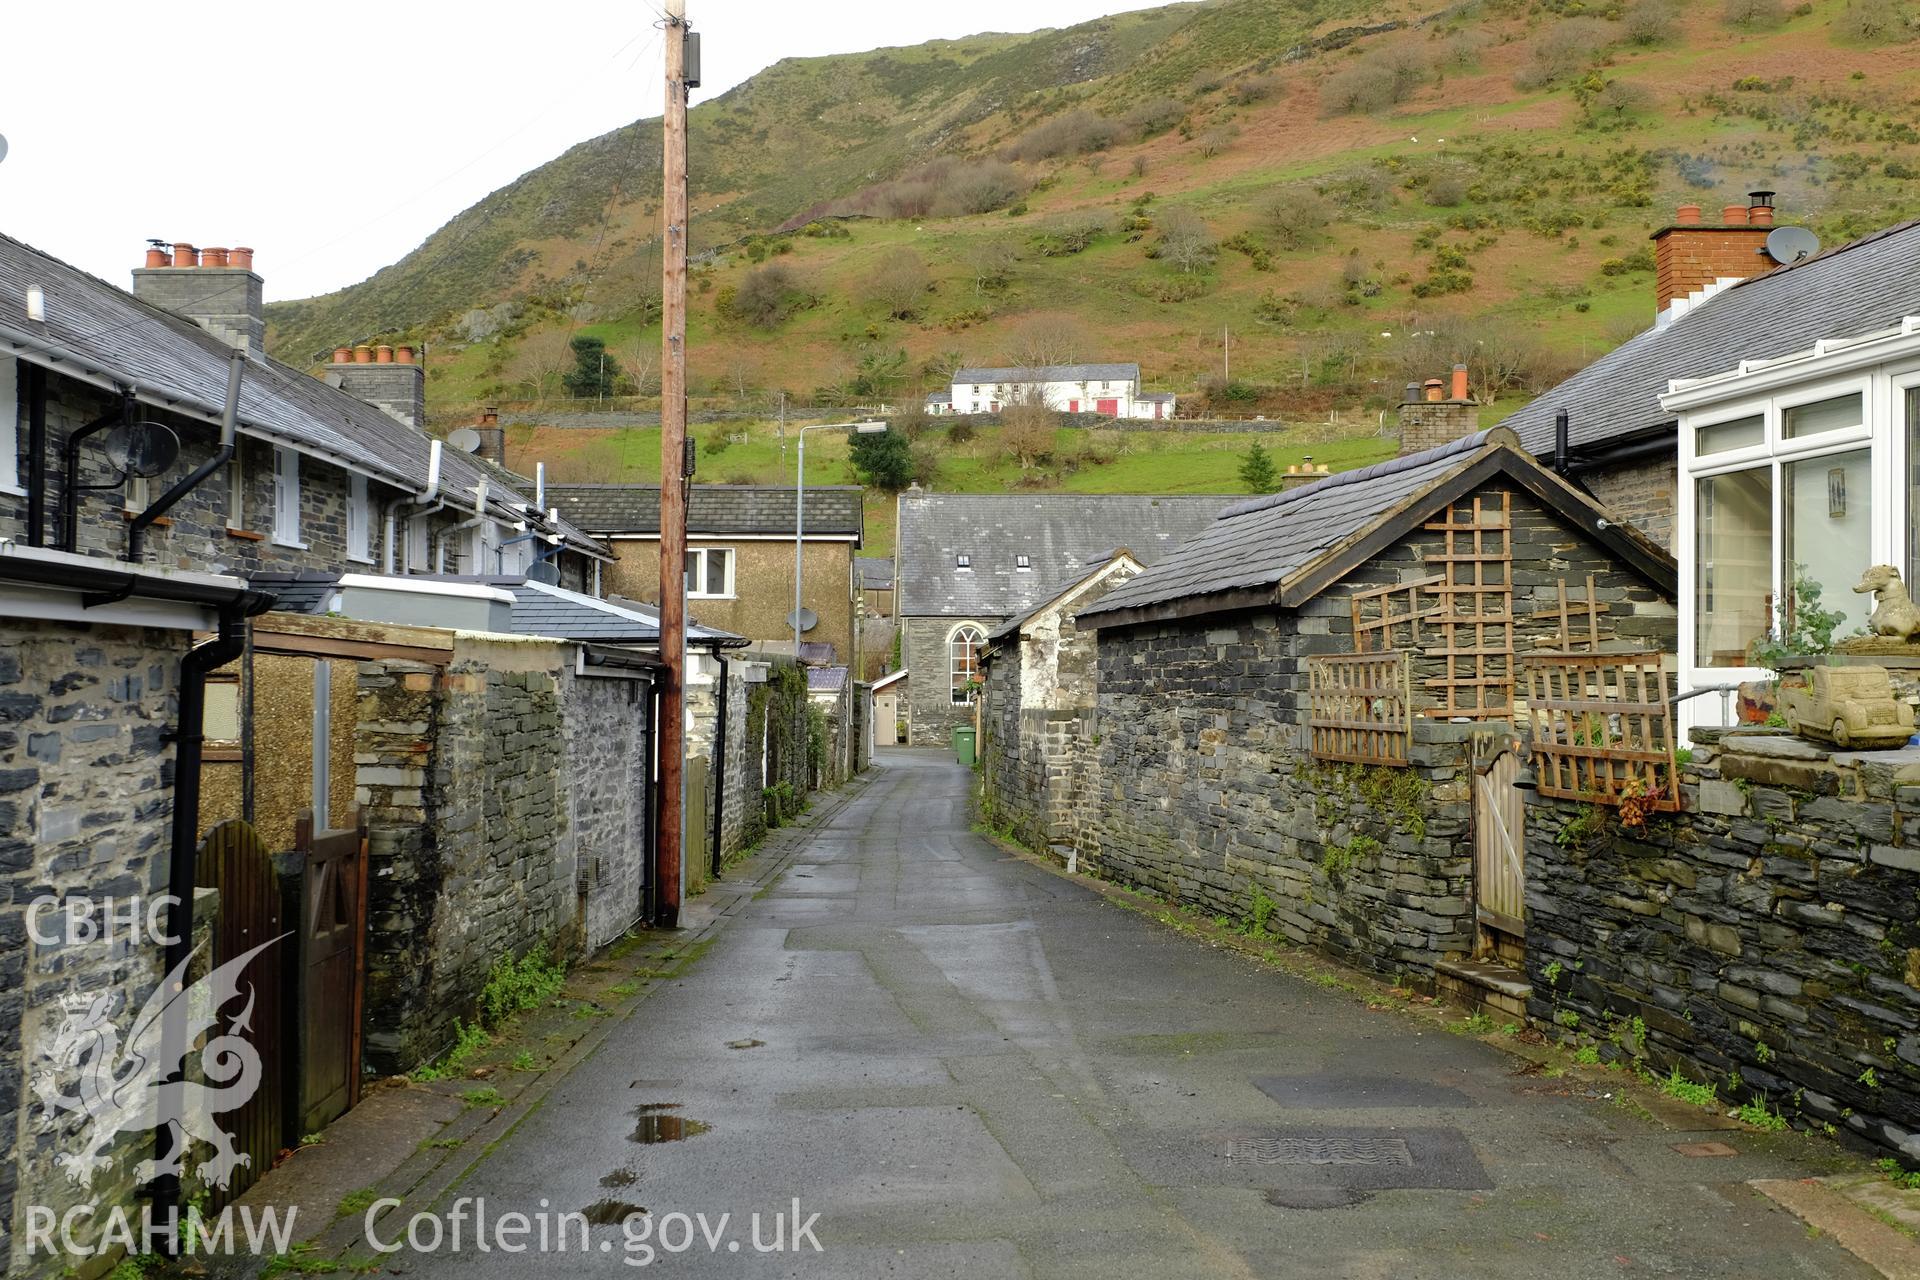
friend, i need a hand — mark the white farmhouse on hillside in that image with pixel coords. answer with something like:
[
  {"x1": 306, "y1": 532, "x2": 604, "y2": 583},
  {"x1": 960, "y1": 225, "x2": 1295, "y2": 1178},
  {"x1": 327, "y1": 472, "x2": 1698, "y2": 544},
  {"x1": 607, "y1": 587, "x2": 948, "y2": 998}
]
[{"x1": 927, "y1": 362, "x2": 1175, "y2": 419}]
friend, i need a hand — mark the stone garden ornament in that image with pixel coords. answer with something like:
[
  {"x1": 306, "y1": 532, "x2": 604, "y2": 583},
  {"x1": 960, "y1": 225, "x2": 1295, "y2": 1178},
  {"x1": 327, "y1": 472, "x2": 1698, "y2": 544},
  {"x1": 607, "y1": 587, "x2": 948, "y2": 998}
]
[{"x1": 1856, "y1": 564, "x2": 1920, "y2": 641}]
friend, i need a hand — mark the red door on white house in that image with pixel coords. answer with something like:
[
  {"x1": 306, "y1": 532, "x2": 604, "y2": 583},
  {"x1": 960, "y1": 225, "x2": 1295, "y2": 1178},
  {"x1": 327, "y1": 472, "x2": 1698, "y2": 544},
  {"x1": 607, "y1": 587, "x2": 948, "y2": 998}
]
[
  {"x1": 1096, "y1": 398, "x2": 1119, "y2": 416},
  {"x1": 1068, "y1": 400, "x2": 1079, "y2": 412}
]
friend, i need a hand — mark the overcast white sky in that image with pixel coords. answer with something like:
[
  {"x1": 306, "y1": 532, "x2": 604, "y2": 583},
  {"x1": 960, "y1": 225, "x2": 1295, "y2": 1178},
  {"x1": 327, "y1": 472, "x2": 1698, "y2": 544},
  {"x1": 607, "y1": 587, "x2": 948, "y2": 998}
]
[{"x1": 0, "y1": 1, "x2": 1168, "y2": 302}]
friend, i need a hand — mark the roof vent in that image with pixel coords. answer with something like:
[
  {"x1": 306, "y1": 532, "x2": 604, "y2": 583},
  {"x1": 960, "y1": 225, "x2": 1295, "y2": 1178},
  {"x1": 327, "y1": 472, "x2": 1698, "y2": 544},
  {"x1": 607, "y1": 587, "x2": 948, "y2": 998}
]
[
  {"x1": 955, "y1": 553, "x2": 972, "y2": 570},
  {"x1": 1015, "y1": 554, "x2": 1031, "y2": 571}
]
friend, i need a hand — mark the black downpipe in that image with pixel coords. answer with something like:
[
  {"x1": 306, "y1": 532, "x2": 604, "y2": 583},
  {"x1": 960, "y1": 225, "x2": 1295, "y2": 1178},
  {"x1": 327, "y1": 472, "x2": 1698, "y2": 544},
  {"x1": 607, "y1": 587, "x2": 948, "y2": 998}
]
[
  {"x1": 61, "y1": 393, "x2": 135, "y2": 553},
  {"x1": 152, "y1": 599, "x2": 255, "y2": 1242},
  {"x1": 711, "y1": 654, "x2": 728, "y2": 879},
  {"x1": 130, "y1": 349, "x2": 246, "y2": 562},
  {"x1": 25, "y1": 363, "x2": 47, "y2": 546},
  {"x1": 1553, "y1": 409, "x2": 1570, "y2": 476}
]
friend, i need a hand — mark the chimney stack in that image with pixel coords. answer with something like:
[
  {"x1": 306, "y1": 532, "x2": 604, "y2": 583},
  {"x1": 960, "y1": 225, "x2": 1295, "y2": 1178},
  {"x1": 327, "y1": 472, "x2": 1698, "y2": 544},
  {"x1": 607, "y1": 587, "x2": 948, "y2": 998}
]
[
  {"x1": 1651, "y1": 192, "x2": 1779, "y2": 322},
  {"x1": 476, "y1": 406, "x2": 507, "y2": 466},
  {"x1": 1398, "y1": 368, "x2": 1480, "y2": 456},
  {"x1": 326, "y1": 339, "x2": 426, "y2": 428},
  {"x1": 1279, "y1": 458, "x2": 1332, "y2": 492},
  {"x1": 133, "y1": 240, "x2": 265, "y2": 354}
]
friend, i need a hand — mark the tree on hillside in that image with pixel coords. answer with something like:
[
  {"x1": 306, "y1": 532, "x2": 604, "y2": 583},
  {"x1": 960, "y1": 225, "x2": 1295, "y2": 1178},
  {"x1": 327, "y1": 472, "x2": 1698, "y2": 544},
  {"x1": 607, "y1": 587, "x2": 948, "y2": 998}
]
[
  {"x1": 1622, "y1": 0, "x2": 1680, "y2": 45},
  {"x1": 610, "y1": 335, "x2": 658, "y2": 397},
  {"x1": 1722, "y1": 0, "x2": 1786, "y2": 26},
  {"x1": 1000, "y1": 393, "x2": 1057, "y2": 471},
  {"x1": 1258, "y1": 189, "x2": 1335, "y2": 250},
  {"x1": 865, "y1": 249, "x2": 933, "y2": 321},
  {"x1": 1008, "y1": 315, "x2": 1091, "y2": 371},
  {"x1": 849, "y1": 428, "x2": 915, "y2": 492},
  {"x1": 964, "y1": 238, "x2": 1017, "y2": 295},
  {"x1": 511, "y1": 328, "x2": 577, "y2": 401},
  {"x1": 1154, "y1": 208, "x2": 1218, "y2": 274},
  {"x1": 1238, "y1": 444, "x2": 1278, "y2": 495},
  {"x1": 1835, "y1": 0, "x2": 1912, "y2": 42},
  {"x1": 724, "y1": 263, "x2": 813, "y2": 329},
  {"x1": 563, "y1": 335, "x2": 620, "y2": 398}
]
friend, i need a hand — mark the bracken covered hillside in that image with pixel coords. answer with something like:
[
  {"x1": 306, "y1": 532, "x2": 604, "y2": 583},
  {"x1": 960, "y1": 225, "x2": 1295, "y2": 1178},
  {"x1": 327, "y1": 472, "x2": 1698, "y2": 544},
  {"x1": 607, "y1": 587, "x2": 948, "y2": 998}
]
[{"x1": 265, "y1": 0, "x2": 1920, "y2": 420}]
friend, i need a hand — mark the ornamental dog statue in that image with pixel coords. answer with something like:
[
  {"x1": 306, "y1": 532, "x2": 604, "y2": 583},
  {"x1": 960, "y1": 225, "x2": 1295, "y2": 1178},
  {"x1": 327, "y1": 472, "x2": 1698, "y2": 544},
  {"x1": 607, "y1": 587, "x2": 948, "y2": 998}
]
[{"x1": 1855, "y1": 565, "x2": 1920, "y2": 641}]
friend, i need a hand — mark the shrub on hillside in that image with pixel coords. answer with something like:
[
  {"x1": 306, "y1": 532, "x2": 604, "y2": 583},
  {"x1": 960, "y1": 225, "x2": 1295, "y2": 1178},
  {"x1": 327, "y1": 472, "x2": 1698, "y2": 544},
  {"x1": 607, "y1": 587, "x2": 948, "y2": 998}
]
[
  {"x1": 1721, "y1": 0, "x2": 1787, "y2": 26},
  {"x1": 1124, "y1": 97, "x2": 1186, "y2": 137},
  {"x1": 1000, "y1": 396, "x2": 1057, "y2": 470},
  {"x1": 1582, "y1": 78, "x2": 1653, "y2": 126},
  {"x1": 1151, "y1": 208, "x2": 1218, "y2": 273},
  {"x1": 1227, "y1": 74, "x2": 1280, "y2": 105},
  {"x1": 1196, "y1": 125, "x2": 1240, "y2": 158},
  {"x1": 1425, "y1": 173, "x2": 1469, "y2": 207},
  {"x1": 1258, "y1": 189, "x2": 1336, "y2": 248},
  {"x1": 1004, "y1": 110, "x2": 1119, "y2": 161},
  {"x1": 849, "y1": 428, "x2": 916, "y2": 492},
  {"x1": 1834, "y1": 0, "x2": 1914, "y2": 41},
  {"x1": 1514, "y1": 18, "x2": 1613, "y2": 90},
  {"x1": 721, "y1": 264, "x2": 814, "y2": 329},
  {"x1": 1320, "y1": 45, "x2": 1430, "y2": 115},
  {"x1": 864, "y1": 248, "x2": 933, "y2": 320},
  {"x1": 1622, "y1": 0, "x2": 1680, "y2": 44},
  {"x1": 1029, "y1": 213, "x2": 1111, "y2": 258},
  {"x1": 934, "y1": 161, "x2": 1026, "y2": 216}
]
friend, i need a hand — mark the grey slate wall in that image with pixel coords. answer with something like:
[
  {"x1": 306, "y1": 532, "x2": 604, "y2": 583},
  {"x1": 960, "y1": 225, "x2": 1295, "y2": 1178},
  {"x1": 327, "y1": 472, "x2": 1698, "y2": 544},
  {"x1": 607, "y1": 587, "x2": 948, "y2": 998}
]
[
  {"x1": 2, "y1": 619, "x2": 185, "y2": 1270},
  {"x1": 902, "y1": 614, "x2": 991, "y2": 747},
  {"x1": 560, "y1": 669, "x2": 651, "y2": 952},
  {"x1": 1527, "y1": 731, "x2": 1920, "y2": 1160},
  {"x1": 1579, "y1": 456, "x2": 1678, "y2": 553}
]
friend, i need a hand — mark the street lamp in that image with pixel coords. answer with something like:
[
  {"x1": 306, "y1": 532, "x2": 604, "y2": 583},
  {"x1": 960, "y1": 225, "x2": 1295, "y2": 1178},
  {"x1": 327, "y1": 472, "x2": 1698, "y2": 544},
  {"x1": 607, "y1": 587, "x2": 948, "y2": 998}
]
[{"x1": 794, "y1": 420, "x2": 887, "y2": 662}]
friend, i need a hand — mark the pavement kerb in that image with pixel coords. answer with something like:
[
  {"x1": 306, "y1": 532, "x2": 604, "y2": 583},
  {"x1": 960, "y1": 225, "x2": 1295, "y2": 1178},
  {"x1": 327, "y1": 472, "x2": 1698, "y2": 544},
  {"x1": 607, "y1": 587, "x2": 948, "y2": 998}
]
[{"x1": 305, "y1": 769, "x2": 879, "y2": 1263}]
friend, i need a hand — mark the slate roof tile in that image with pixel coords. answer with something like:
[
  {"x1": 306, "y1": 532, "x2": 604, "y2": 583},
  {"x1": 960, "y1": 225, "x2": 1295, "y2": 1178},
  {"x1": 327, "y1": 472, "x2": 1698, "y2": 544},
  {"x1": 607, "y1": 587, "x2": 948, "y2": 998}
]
[{"x1": 547, "y1": 484, "x2": 864, "y2": 538}]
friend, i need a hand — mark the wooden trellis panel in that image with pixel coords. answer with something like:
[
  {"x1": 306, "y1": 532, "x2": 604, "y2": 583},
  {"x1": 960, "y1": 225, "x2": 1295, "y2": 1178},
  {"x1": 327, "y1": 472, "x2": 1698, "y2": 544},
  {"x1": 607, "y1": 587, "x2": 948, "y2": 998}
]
[
  {"x1": 1307, "y1": 651, "x2": 1412, "y2": 766},
  {"x1": 1524, "y1": 651, "x2": 1680, "y2": 810},
  {"x1": 1420, "y1": 493, "x2": 1514, "y2": 719},
  {"x1": 1526, "y1": 574, "x2": 1612, "y2": 651},
  {"x1": 1350, "y1": 576, "x2": 1442, "y2": 655}
]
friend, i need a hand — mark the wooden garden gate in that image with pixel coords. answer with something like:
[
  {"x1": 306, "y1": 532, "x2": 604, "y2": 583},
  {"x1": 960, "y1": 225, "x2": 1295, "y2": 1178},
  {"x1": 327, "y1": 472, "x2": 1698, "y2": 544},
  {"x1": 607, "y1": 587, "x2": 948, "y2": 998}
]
[
  {"x1": 292, "y1": 809, "x2": 368, "y2": 1135},
  {"x1": 194, "y1": 819, "x2": 289, "y2": 1210},
  {"x1": 1471, "y1": 743, "x2": 1526, "y2": 959}
]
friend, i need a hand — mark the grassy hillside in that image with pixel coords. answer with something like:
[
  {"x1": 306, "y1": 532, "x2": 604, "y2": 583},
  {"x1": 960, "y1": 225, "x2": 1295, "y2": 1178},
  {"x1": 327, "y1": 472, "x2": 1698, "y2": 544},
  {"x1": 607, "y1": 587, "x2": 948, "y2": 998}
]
[{"x1": 267, "y1": 0, "x2": 1920, "y2": 427}]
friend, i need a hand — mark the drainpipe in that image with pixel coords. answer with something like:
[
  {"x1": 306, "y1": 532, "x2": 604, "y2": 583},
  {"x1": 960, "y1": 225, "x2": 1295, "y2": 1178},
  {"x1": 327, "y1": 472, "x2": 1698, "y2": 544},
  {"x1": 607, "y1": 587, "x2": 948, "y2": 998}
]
[
  {"x1": 394, "y1": 439, "x2": 444, "y2": 573},
  {"x1": 439, "y1": 479, "x2": 491, "y2": 573},
  {"x1": 535, "y1": 461, "x2": 546, "y2": 512},
  {"x1": 1552, "y1": 409, "x2": 1570, "y2": 476},
  {"x1": 711, "y1": 653, "x2": 728, "y2": 878},
  {"x1": 152, "y1": 591, "x2": 265, "y2": 1239},
  {"x1": 25, "y1": 363, "x2": 47, "y2": 545},
  {"x1": 60, "y1": 391, "x2": 136, "y2": 553},
  {"x1": 130, "y1": 349, "x2": 246, "y2": 562}
]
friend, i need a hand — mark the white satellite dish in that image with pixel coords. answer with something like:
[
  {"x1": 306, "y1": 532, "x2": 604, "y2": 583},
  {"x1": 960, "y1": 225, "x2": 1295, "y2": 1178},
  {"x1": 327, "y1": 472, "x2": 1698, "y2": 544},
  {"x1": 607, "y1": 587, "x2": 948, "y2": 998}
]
[
  {"x1": 447, "y1": 427, "x2": 484, "y2": 453},
  {"x1": 786, "y1": 608, "x2": 819, "y2": 633},
  {"x1": 1764, "y1": 225, "x2": 1820, "y2": 266},
  {"x1": 0, "y1": 135, "x2": 9, "y2": 165}
]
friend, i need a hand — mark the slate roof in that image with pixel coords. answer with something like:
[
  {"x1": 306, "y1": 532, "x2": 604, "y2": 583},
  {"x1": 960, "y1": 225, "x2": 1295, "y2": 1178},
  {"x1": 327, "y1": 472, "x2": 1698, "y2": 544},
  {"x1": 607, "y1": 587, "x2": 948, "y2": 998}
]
[
  {"x1": 855, "y1": 557, "x2": 893, "y2": 590},
  {"x1": 249, "y1": 570, "x2": 343, "y2": 615},
  {"x1": 807, "y1": 666, "x2": 848, "y2": 693},
  {"x1": 547, "y1": 484, "x2": 864, "y2": 539},
  {"x1": 1080, "y1": 430, "x2": 1674, "y2": 626},
  {"x1": 952, "y1": 363, "x2": 1140, "y2": 385},
  {"x1": 895, "y1": 492, "x2": 1233, "y2": 618},
  {"x1": 1503, "y1": 219, "x2": 1920, "y2": 458},
  {"x1": 986, "y1": 552, "x2": 1137, "y2": 644},
  {"x1": 0, "y1": 234, "x2": 607, "y2": 560}
]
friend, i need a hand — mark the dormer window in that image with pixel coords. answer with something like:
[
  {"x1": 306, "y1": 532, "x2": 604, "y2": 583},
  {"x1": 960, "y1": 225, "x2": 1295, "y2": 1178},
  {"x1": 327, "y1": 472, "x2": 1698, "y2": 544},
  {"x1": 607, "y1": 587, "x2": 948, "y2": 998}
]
[
  {"x1": 1015, "y1": 555, "x2": 1031, "y2": 571},
  {"x1": 955, "y1": 553, "x2": 972, "y2": 570}
]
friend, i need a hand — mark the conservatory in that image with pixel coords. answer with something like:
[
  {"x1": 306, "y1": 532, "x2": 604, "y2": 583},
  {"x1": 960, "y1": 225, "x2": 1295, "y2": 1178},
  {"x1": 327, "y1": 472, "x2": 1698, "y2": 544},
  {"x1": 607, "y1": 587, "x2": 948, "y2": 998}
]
[{"x1": 1663, "y1": 316, "x2": 1920, "y2": 731}]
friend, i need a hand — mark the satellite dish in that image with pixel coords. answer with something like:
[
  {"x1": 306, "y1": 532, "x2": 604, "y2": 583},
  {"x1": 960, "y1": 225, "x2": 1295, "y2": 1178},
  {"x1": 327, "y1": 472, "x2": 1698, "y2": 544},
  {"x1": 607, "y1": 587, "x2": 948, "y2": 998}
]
[
  {"x1": 1765, "y1": 225, "x2": 1820, "y2": 266},
  {"x1": 0, "y1": 135, "x2": 9, "y2": 165},
  {"x1": 102, "y1": 422, "x2": 180, "y2": 478},
  {"x1": 786, "y1": 607, "x2": 819, "y2": 633},
  {"x1": 527, "y1": 561, "x2": 561, "y2": 585},
  {"x1": 447, "y1": 427, "x2": 484, "y2": 453}
]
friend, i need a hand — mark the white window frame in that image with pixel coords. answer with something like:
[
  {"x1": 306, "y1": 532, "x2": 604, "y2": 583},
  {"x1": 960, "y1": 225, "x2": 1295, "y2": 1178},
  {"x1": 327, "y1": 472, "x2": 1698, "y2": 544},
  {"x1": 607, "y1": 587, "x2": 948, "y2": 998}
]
[
  {"x1": 1675, "y1": 364, "x2": 1912, "y2": 734},
  {"x1": 346, "y1": 473, "x2": 373, "y2": 563},
  {"x1": 949, "y1": 623, "x2": 985, "y2": 705},
  {"x1": 272, "y1": 446, "x2": 306, "y2": 548},
  {"x1": 226, "y1": 447, "x2": 246, "y2": 531},
  {"x1": 685, "y1": 546, "x2": 736, "y2": 599},
  {"x1": 0, "y1": 356, "x2": 21, "y2": 496}
]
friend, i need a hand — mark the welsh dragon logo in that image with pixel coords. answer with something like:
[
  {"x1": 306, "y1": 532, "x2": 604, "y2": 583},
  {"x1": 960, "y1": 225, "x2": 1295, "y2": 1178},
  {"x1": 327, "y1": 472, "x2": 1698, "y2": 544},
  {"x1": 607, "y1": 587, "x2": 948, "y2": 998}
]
[{"x1": 31, "y1": 936, "x2": 283, "y2": 1190}]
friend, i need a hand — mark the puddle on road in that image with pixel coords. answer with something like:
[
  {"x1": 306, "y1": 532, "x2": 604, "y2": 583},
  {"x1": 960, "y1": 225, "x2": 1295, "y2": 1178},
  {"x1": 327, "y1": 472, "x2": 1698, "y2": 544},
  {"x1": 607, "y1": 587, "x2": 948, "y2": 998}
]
[
  {"x1": 582, "y1": 1199, "x2": 648, "y2": 1226},
  {"x1": 601, "y1": 1169, "x2": 638, "y2": 1188},
  {"x1": 1264, "y1": 1187, "x2": 1372, "y2": 1210},
  {"x1": 631, "y1": 1102, "x2": 713, "y2": 1144}
]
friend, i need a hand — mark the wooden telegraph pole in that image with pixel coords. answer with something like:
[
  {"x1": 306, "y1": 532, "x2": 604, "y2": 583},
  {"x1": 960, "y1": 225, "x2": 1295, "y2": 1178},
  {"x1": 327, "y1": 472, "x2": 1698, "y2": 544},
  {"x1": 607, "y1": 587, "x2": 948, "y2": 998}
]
[{"x1": 657, "y1": 0, "x2": 691, "y2": 928}]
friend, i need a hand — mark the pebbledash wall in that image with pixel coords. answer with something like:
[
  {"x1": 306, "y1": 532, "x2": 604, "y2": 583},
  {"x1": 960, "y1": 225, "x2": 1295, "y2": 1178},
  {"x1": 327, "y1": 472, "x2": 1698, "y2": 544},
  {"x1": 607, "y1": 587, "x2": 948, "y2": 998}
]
[
  {"x1": 1081, "y1": 480, "x2": 1676, "y2": 980},
  {"x1": 355, "y1": 635, "x2": 574, "y2": 1074},
  {"x1": 2, "y1": 620, "x2": 193, "y2": 1269},
  {"x1": 1527, "y1": 730, "x2": 1920, "y2": 1158}
]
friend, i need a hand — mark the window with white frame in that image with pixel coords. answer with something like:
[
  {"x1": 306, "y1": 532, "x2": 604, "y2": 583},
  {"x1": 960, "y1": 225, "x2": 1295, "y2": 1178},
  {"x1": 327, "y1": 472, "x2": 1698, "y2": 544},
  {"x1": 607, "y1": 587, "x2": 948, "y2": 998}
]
[
  {"x1": 226, "y1": 447, "x2": 246, "y2": 530},
  {"x1": 347, "y1": 473, "x2": 372, "y2": 562},
  {"x1": 0, "y1": 355, "x2": 20, "y2": 494},
  {"x1": 949, "y1": 624, "x2": 984, "y2": 704},
  {"x1": 272, "y1": 447, "x2": 304, "y2": 547},
  {"x1": 1679, "y1": 369, "x2": 1891, "y2": 713},
  {"x1": 684, "y1": 546, "x2": 735, "y2": 598}
]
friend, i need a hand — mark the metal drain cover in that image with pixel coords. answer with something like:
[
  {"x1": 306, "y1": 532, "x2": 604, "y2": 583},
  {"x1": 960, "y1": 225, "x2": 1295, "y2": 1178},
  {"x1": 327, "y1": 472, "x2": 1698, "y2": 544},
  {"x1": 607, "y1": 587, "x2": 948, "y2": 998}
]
[{"x1": 1229, "y1": 1136, "x2": 1413, "y2": 1166}]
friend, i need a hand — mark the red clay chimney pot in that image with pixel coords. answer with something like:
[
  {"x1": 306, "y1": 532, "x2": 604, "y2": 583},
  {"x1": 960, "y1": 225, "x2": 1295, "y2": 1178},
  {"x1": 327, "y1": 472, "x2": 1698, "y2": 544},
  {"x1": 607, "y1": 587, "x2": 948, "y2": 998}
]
[
  {"x1": 1450, "y1": 364, "x2": 1469, "y2": 402},
  {"x1": 201, "y1": 247, "x2": 228, "y2": 268},
  {"x1": 1722, "y1": 205, "x2": 1749, "y2": 225},
  {"x1": 332, "y1": 346, "x2": 353, "y2": 364},
  {"x1": 144, "y1": 247, "x2": 168, "y2": 269},
  {"x1": 1675, "y1": 204, "x2": 1701, "y2": 225},
  {"x1": 172, "y1": 243, "x2": 198, "y2": 268},
  {"x1": 1423, "y1": 378, "x2": 1445, "y2": 403},
  {"x1": 395, "y1": 344, "x2": 415, "y2": 364},
  {"x1": 229, "y1": 247, "x2": 253, "y2": 269},
  {"x1": 375, "y1": 344, "x2": 394, "y2": 364},
  {"x1": 353, "y1": 345, "x2": 374, "y2": 364},
  {"x1": 1749, "y1": 205, "x2": 1774, "y2": 226}
]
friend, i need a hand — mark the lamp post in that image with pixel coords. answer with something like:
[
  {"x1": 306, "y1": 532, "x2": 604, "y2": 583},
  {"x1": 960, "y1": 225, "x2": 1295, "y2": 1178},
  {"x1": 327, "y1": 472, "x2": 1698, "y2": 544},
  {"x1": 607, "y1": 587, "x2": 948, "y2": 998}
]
[{"x1": 794, "y1": 419, "x2": 886, "y2": 789}]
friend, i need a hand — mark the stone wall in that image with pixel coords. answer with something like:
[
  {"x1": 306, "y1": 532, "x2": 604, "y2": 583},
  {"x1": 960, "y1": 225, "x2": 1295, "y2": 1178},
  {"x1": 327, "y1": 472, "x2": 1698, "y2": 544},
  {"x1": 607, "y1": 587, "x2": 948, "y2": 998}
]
[
  {"x1": 2, "y1": 619, "x2": 187, "y2": 1271},
  {"x1": 1579, "y1": 455, "x2": 1678, "y2": 553},
  {"x1": 901, "y1": 614, "x2": 992, "y2": 747},
  {"x1": 1527, "y1": 730, "x2": 1920, "y2": 1159},
  {"x1": 355, "y1": 637, "x2": 572, "y2": 1074},
  {"x1": 559, "y1": 668, "x2": 651, "y2": 952}
]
